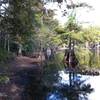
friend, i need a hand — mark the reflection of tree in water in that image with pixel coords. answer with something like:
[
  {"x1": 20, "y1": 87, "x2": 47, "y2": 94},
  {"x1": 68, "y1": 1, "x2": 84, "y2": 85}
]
[
  {"x1": 56, "y1": 37, "x2": 94, "y2": 100},
  {"x1": 16, "y1": 60, "x2": 94, "y2": 100},
  {"x1": 46, "y1": 72, "x2": 94, "y2": 100},
  {"x1": 59, "y1": 78, "x2": 94, "y2": 100},
  {"x1": 19, "y1": 68, "x2": 94, "y2": 100}
]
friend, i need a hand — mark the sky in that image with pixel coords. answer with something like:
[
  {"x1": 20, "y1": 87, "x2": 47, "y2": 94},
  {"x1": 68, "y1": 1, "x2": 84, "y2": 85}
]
[
  {"x1": 1, "y1": 0, "x2": 100, "y2": 27},
  {"x1": 44, "y1": 0, "x2": 100, "y2": 27}
]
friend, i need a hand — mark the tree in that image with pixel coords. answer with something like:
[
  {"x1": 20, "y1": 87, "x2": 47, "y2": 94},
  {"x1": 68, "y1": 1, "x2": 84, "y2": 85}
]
[{"x1": 82, "y1": 27, "x2": 100, "y2": 68}]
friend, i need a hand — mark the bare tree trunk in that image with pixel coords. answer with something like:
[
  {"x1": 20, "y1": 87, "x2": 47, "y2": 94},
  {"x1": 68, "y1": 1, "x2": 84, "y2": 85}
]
[
  {"x1": 69, "y1": 37, "x2": 72, "y2": 86},
  {"x1": 96, "y1": 42, "x2": 99, "y2": 64},
  {"x1": 85, "y1": 41, "x2": 89, "y2": 64},
  {"x1": 18, "y1": 43, "x2": 22, "y2": 56},
  {"x1": 4, "y1": 35, "x2": 7, "y2": 49},
  {"x1": 85, "y1": 42, "x2": 89, "y2": 49},
  {"x1": 7, "y1": 34, "x2": 10, "y2": 52}
]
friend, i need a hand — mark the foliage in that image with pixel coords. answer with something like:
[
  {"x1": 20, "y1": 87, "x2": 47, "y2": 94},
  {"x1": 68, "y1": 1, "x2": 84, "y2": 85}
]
[
  {"x1": 0, "y1": 48, "x2": 13, "y2": 62},
  {"x1": 75, "y1": 47, "x2": 92, "y2": 68},
  {"x1": 0, "y1": 75, "x2": 9, "y2": 84},
  {"x1": 54, "y1": 12, "x2": 100, "y2": 69},
  {"x1": 0, "y1": 0, "x2": 59, "y2": 54},
  {"x1": 83, "y1": 27, "x2": 100, "y2": 42},
  {"x1": 54, "y1": 52, "x2": 64, "y2": 69},
  {"x1": 43, "y1": 53, "x2": 64, "y2": 85}
]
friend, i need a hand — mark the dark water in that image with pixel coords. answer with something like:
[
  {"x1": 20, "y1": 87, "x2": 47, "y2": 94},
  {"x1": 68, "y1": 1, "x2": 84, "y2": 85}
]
[
  {"x1": 45, "y1": 72, "x2": 94, "y2": 100},
  {"x1": 21, "y1": 70, "x2": 94, "y2": 100},
  {"x1": 7, "y1": 69, "x2": 94, "y2": 100}
]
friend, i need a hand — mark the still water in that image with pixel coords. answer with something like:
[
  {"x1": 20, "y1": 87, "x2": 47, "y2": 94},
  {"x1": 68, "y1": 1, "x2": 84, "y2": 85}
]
[{"x1": 46, "y1": 70, "x2": 100, "y2": 100}]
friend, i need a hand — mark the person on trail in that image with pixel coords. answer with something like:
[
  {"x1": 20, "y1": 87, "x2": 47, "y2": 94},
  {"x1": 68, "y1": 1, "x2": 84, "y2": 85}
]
[
  {"x1": 46, "y1": 47, "x2": 51, "y2": 60},
  {"x1": 18, "y1": 44, "x2": 22, "y2": 56}
]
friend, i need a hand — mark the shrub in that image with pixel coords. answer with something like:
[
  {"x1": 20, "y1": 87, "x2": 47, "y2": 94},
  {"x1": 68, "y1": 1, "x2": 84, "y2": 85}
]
[{"x1": 0, "y1": 49, "x2": 14, "y2": 63}]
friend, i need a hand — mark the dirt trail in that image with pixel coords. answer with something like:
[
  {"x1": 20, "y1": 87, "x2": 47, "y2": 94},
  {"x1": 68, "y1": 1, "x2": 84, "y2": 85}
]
[{"x1": 0, "y1": 56, "x2": 44, "y2": 100}]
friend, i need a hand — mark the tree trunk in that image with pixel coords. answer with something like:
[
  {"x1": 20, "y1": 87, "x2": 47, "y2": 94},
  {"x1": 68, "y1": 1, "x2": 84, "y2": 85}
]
[
  {"x1": 7, "y1": 34, "x2": 10, "y2": 52},
  {"x1": 4, "y1": 35, "x2": 7, "y2": 49},
  {"x1": 69, "y1": 37, "x2": 72, "y2": 86},
  {"x1": 18, "y1": 43, "x2": 22, "y2": 56},
  {"x1": 96, "y1": 42, "x2": 100, "y2": 64}
]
